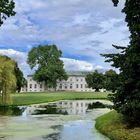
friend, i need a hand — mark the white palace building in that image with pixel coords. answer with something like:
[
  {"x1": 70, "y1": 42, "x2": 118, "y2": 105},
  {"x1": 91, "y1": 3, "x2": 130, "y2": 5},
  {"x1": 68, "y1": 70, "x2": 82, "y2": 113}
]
[{"x1": 21, "y1": 72, "x2": 106, "y2": 92}]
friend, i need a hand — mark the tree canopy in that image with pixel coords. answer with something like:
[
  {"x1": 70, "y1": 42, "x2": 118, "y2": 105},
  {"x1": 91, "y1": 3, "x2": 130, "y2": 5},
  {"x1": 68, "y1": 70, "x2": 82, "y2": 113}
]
[
  {"x1": 15, "y1": 63, "x2": 27, "y2": 93},
  {"x1": 102, "y1": 0, "x2": 140, "y2": 125},
  {"x1": 0, "y1": 55, "x2": 16, "y2": 105},
  {"x1": 85, "y1": 70, "x2": 105, "y2": 92},
  {"x1": 104, "y1": 69, "x2": 119, "y2": 93},
  {"x1": 0, "y1": 0, "x2": 16, "y2": 26},
  {"x1": 27, "y1": 44, "x2": 68, "y2": 90},
  {"x1": 0, "y1": 55, "x2": 26, "y2": 106}
]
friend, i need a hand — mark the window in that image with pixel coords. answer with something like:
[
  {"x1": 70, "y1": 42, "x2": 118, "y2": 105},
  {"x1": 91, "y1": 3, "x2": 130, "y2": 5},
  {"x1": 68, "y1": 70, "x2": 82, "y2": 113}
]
[
  {"x1": 81, "y1": 78, "x2": 83, "y2": 82},
  {"x1": 34, "y1": 84, "x2": 37, "y2": 88},
  {"x1": 70, "y1": 84, "x2": 73, "y2": 89},
  {"x1": 65, "y1": 85, "x2": 67, "y2": 89},
  {"x1": 76, "y1": 78, "x2": 79, "y2": 82},
  {"x1": 81, "y1": 84, "x2": 83, "y2": 88},
  {"x1": 30, "y1": 84, "x2": 32, "y2": 88},
  {"x1": 76, "y1": 84, "x2": 79, "y2": 88},
  {"x1": 40, "y1": 84, "x2": 42, "y2": 88}
]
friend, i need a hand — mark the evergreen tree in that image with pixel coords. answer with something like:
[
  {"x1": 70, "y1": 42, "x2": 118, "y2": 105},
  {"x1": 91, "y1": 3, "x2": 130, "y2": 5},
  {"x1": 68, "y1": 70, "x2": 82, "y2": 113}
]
[
  {"x1": 102, "y1": 0, "x2": 140, "y2": 125},
  {"x1": 104, "y1": 69, "x2": 119, "y2": 93},
  {"x1": 15, "y1": 63, "x2": 27, "y2": 93}
]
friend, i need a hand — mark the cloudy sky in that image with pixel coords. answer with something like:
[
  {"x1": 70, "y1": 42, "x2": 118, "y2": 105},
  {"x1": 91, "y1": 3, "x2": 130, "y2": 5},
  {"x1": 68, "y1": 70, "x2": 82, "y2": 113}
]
[{"x1": 0, "y1": 0, "x2": 130, "y2": 76}]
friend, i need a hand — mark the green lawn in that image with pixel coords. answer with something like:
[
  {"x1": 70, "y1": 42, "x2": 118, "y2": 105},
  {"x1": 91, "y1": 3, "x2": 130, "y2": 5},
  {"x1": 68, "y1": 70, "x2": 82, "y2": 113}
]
[
  {"x1": 95, "y1": 111, "x2": 140, "y2": 140},
  {"x1": 10, "y1": 92, "x2": 109, "y2": 106}
]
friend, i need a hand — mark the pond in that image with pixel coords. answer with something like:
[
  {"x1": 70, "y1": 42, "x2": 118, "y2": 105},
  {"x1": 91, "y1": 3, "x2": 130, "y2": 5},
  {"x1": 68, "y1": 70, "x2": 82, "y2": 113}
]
[{"x1": 0, "y1": 100, "x2": 111, "y2": 140}]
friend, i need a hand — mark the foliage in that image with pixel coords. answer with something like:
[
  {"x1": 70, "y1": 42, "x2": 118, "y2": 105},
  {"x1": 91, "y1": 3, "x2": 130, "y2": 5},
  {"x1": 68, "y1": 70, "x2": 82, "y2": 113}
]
[
  {"x1": 95, "y1": 111, "x2": 140, "y2": 140},
  {"x1": 27, "y1": 44, "x2": 68, "y2": 90},
  {"x1": 0, "y1": 55, "x2": 26, "y2": 105},
  {"x1": 85, "y1": 70, "x2": 105, "y2": 91},
  {"x1": 15, "y1": 63, "x2": 27, "y2": 93},
  {"x1": 0, "y1": 0, "x2": 16, "y2": 26},
  {"x1": 102, "y1": 0, "x2": 140, "y2": 125},
  {"x1": 104, "y1": 69, "x2": 119, "y2": 92},
  {"x1": 112, "y1": 0, "x2": 119, "y2": 7},
  {"x1": 0, "y1": 55, "x2": 16, "y2": 105},
  {"x1": 88, "y1": 102, "x2": 107, "y2": 109},
  {"x1": 0, "y1": 106, "x2": 24, "y2": 116},
  {"x1": 0, "y1": 56, "x2": 26, "y2": 93}
]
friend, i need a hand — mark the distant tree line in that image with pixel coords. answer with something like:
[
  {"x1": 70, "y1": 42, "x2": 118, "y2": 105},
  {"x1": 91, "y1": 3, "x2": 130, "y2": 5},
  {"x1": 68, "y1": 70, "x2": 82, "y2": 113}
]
[{"x1": 86, "y1": 69, "x2": 119, "y2": 92}]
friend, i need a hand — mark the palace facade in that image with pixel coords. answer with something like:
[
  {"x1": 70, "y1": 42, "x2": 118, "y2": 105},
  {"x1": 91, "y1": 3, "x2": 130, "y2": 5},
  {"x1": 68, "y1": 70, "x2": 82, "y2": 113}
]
[{"x1": 21, "y1": 72, "x2": 106, "y2": 92}]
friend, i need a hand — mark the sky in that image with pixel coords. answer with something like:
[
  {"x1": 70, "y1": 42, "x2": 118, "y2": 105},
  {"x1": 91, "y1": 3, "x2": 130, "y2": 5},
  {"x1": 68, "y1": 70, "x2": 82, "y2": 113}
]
[{"x1": 0, "y1": 0, "x2": 130, "y2": 76}]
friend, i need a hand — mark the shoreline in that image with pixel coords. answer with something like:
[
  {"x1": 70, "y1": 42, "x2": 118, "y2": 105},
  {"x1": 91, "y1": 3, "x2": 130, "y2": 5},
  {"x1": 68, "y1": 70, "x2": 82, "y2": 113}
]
[{"x1": 95, "y1": 111, "x2": 140, "y2": 140}]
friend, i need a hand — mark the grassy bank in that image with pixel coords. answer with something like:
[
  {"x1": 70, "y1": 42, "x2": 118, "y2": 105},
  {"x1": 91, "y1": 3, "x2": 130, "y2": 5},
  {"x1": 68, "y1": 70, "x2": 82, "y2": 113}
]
[
  {"x1": 9, "y1": 92, "x2": 109, "y2": 106},
  {"x1": 95, "y1": 111, "x2": 140, "y2": 140}
]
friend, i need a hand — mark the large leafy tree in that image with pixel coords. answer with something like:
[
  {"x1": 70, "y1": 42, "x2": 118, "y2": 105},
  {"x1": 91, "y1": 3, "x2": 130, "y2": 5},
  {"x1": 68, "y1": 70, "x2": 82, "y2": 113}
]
[
  {"x1": 86, "y1": 70, "x2": 105, "y2": 92},
  {"x1": 27, "y1": 45, "x2": 68, "y2": 90},
  {"x1": 0, "y1": 0, "x2": 16, "y2": 26},
  {"x1": 0, "y1": 56, "x2": 16, "y2": 105},
  {"x1": 0, "y1": 56, "x2": 26, "y2": 94},
  {"x1": 104, "y1": 69, "x2": 119, "y2": 93},
  {"x1": 102, "y1": 0, "x2": 140, "y2": 125}
]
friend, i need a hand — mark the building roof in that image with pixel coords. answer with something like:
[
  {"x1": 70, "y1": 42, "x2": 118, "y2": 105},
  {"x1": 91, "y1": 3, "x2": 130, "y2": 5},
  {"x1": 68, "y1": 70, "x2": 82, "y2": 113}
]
[
  {"x1": 66, "y1": 71, "x2": 91, "y2": 76},
  {"x1": 27, "y1": 71, "x2": 92, "y2": 77}
]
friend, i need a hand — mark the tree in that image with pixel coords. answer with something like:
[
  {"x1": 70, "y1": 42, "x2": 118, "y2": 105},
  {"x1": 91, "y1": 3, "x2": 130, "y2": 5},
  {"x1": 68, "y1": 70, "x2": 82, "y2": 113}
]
[
  {"x1": 104, "y1": 69, "x2": 119, "y2": 93},
  {"x1": 0, "y1": 56, "x2": 26, "y2": 93},
  {"x1": 15, "y1": 63, "x2": 27, "y2": 93},
  {"x1": 102, "y1": 0, "x2": 140, "y2": 125},
  {"x1": 0, "y1": 0, "x2": 16, "y2": 26},
  {"x1": 27, "y1": 44, "x2": 68, "y2": 90},
  {"x1": 86, "y1": 70, "x2": 105, "y2": 92},
  {"x1": 0, "y1": 55, "x2": 16, "y2": 105}
]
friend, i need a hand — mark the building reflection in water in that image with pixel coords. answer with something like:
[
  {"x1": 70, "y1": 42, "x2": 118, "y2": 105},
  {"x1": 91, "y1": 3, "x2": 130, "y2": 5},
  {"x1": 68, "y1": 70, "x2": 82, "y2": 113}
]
[
  {"x1": 56, "y1": 100, "x2": 95, "y2": 115},
  {"x1": 24, "y1": 100, "x2": 109, "y2": 116}
]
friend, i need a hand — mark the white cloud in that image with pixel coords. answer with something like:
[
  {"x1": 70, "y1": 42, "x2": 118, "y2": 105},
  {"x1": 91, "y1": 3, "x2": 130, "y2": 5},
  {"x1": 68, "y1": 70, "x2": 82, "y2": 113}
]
[
  {"x1": 61, "y1": 58, "x2": 94, "y2": 71},
  {"x1": 0, "y1": 49, "x2": 108, "y2": 76},
  {"x1": 61, "y1": 58, "x2": 105, "y2": 72},
  {"x1": 0, "y1": 0, "x2": 129, "y2": 72},
  {"x1": 0, "y1": 49, "x2": 32, "y2": 77}
]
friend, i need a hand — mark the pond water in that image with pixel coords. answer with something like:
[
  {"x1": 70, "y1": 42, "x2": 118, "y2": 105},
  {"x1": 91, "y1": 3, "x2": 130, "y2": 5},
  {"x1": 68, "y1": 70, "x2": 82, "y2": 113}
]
[{"x1": 0, "y1": 100, "x2": 111, "y2": 140}]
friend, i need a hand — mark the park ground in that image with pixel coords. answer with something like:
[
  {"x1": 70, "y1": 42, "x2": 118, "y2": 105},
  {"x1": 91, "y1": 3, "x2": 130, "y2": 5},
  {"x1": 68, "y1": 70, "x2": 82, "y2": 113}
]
[
  {"x1": 9, "y1": 91, "x2": 109, "y2": 106},
  {"x1": 1, "y1": 92, "x2": 140, "y2": 140},
  {"x1": 95, "y1": 111, "x2": 140, "y2": 140}
]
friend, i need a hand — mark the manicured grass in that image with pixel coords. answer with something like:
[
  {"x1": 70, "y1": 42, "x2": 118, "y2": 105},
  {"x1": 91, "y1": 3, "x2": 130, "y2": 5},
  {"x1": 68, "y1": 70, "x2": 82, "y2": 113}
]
[
  {"x1": 95, "y1": 111, "x2": 140, "y2": 140},
  {"x1": 10, "y1": 92, "x2": 109, "y2": 106}
]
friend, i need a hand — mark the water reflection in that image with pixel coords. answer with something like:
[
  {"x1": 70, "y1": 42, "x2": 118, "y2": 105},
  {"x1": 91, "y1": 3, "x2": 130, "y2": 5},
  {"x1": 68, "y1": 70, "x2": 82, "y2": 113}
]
[
  {"x1": 0, "y1": 100, "x2": 110, "y2": 140},
  {"x1": 0, "y1": 106, "x2": 25, "y2": 116},
  {"x1": 0, "y1": 100, "x2": 111, "y2": 117},
  {"x1": 25, "y1": 100, "x2": 111, "y2": 116},
  {"x1": 42, "y1": 133, "x2": 61, "y2": 140},
  {"x1": 57, "y1": 101, "x2": 89, "y2": 115}
]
